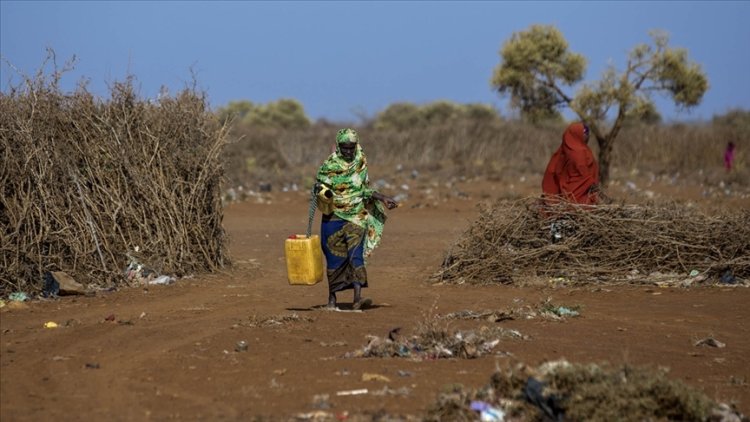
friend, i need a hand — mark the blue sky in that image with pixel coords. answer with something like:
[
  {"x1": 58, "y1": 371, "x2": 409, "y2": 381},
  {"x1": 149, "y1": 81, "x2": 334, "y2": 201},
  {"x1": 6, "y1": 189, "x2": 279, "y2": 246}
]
[{"x1": 2, "y1": 1, "x2": 749, "y2": 123}]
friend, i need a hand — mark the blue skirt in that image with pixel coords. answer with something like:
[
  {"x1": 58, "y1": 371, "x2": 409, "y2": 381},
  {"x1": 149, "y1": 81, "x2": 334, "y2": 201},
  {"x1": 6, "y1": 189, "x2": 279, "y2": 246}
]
[{"x1": 321, "y1": 217, "x2": 368, "y2": 294}]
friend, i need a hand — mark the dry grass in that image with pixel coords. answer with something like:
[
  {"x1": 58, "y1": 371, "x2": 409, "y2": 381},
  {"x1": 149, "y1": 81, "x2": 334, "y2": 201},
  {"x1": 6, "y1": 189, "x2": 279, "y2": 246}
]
[
  {"x1": 221, "y1": 117, "x2": 749, "y2": 192},
  {"x1": 221, "y1": 119, "x2": 563, "y2": 191}
]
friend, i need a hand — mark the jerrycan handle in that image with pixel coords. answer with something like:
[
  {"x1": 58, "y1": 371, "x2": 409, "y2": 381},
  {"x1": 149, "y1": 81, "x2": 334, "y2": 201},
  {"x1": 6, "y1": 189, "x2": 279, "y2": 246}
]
[{"x1": 306, "y1": 184, "x2": 319, "y2": 237}]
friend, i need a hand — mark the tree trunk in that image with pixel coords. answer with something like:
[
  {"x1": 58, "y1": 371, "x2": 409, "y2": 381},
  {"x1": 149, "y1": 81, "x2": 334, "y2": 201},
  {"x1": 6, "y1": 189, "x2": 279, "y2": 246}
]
[{"x1": 596, "y1": 136, "x2": 614, "y2": 187}]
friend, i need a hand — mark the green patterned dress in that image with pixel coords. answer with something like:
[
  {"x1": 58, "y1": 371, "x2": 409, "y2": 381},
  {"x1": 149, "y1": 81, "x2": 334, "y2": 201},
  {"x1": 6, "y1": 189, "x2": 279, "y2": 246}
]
[{"x1": 316, "y1": 129, "x2": 388, "y2": 295}]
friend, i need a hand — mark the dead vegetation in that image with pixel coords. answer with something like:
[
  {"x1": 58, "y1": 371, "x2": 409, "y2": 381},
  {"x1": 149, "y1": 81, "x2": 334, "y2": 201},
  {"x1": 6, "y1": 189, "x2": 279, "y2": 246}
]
[
  {"x1": 434, "y1": 198, "x2": 749, "y2": 286},
  {"x1": 0, "y1": 57, "x2": 230, "y2": 295},
  {"x1": 221, "y1": 114, "x2": 749, "y2": 195},
  {"x1": 425, "y1": 360, "x2": 747, "y2": 422},
  {"x1": 344, "y1": 316, "x2": 524, "y2": 360},
  {"x1": 241, "y1": 312, "x2": 314, "y2": 328},
  {"x1": 440, "y1": 298, "x2": 581, "y2": 323},
  {"x1": 221, "y1": 120, "x2": 566, "y2": 192}
]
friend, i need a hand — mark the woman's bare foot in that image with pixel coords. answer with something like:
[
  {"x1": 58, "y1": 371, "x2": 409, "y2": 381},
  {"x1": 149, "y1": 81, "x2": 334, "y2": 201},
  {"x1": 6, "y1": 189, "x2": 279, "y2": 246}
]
[{"x1": 327, "y1": 293, "x2": 337, "y2": 309}]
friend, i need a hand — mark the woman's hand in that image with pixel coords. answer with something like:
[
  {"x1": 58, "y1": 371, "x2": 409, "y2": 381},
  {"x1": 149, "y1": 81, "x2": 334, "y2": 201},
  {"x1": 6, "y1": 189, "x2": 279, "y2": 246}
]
[
  {"x1": 382, "y1": 197, "x2": 399, "y2": 210},
  {"x1": 373, "y1": 192, "x2": 399, "y2": 210}
]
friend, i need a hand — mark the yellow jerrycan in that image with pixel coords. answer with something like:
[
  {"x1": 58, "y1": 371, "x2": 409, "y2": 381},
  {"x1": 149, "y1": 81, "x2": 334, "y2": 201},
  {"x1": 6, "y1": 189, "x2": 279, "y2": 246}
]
[{"x1": 284, "y1": 234, "x2": 324, "y2": 285}]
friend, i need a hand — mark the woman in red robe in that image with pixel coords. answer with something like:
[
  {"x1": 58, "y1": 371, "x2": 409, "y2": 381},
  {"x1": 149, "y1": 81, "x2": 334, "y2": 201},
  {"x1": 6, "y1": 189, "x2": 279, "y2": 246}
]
[{"x1": 542, "y1": 122, "x2": 600, "y2": 206}]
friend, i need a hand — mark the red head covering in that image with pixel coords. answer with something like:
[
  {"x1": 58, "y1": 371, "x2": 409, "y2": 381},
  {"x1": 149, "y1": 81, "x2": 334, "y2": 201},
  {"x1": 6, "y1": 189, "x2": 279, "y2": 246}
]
[{"x1": 542, "y1": 122, "x2": 599, "y2": 205}]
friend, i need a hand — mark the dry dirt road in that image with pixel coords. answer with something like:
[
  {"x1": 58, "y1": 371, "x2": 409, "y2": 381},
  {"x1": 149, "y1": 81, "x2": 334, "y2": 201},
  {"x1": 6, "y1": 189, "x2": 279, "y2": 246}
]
[{"x1": 2, "y1": 177, "x2": 749, "y2": 421}]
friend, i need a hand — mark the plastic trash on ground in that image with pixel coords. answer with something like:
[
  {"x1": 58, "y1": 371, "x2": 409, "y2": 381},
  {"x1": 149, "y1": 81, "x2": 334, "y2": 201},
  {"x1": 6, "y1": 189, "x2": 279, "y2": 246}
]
[
  {"x1": 148, "y1": 275, "x2": 175, "y2": 285},
  {"x1": 471, "y1": 401, "x2": 506, "y2": 421},
  {"x1": 555, "y1": 306, "x2": 580, "y2": 317},
  {"x1": 9, "y1": 292, "x2": 29, "y2": 302}
]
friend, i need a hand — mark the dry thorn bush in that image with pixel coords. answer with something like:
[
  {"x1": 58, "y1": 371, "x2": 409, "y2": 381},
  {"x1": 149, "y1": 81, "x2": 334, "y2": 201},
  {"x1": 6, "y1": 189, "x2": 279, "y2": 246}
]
[
  {"x1": 1, "y1": 59, "x2": 230, "y2": 295},
  {"x1": 434, "y1": 198, "x2": 749, "y2": 285}
]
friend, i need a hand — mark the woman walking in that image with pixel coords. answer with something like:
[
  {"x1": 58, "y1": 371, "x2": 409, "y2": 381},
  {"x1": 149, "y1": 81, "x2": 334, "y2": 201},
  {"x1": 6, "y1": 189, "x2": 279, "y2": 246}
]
[{"x1": 315, "y1": 129, "x2": 398, "y2": 310}]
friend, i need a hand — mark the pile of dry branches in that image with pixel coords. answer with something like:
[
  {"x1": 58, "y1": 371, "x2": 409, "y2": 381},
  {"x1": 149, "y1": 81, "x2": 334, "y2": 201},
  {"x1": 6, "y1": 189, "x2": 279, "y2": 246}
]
[
  {"x1": 425, "y1": 361, "x2": 737, "y2": 421},
  {"x1": 434, "y1": 198, "x2": 749, "y2": 285},
  {"x1": 1, "y1": 66, "x2": 230, "y2": 295}
]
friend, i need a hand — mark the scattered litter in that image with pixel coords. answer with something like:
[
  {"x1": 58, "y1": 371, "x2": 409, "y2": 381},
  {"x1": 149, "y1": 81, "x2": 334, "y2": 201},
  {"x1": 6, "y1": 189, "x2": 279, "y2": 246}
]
[
  {"x1": 345, "y1": 321, "x2": 519, "y2": 360},
  {"x1": 397, "y1": 370, "x2": 413, "y2": 377},
  {"x1": 124, "y1": 250, "x2": 177, "y2": 286},
  {"x1": 336, "y1": 388, "x2": 368, "y2": 396},
  {"x1": 441, "y1": 309, "x2": 515, "y2": 322},
  {"x1": 689, "y1": 270, "x2": 700, "y2": 277},
  {"x1": 294, "y1": 410, "x2": 333, "y2": 421},
  {"x1": 388, "y1": 327, "x2": 402, "y2": 341},
  {"x1": 0, "y1": 300, "x2": 5, "y2": 308},
  {"x1": 372, "y1": 386, "x2": 412, "y2": 397},
  {"x1": 8, "y1": 292, "x2": 29, "y2": 302},
  {"x1": 538, "y1": 298, "x2": 581, "y2": 319},
  {"x1": 104, "y1": 314, "x2": 116, "y2": 322},
  {"x1": 43, "y1": 321, "x2": 59, "y2": 328},
  {"x1": 319, "y1": 341, "x2": 347, "y2": 347},
  {"x1": 524, "y1": 377, "x2": 564, "y2": 421},
  {"x1": 550, "y1": 306, "x2": 579, "y2": 317},
  {"x1": 47, "y1": 271, "x2": 87, "y2": 295},
  {"x1": 85, "y1": 363, "x2": 100, "y2": 369},
  {"x1": 42, "y1": 272, "x2": 60, "y2": 297},
  {"x1": 124, "y1": 250, "x2": 156, "y2": 284},
  {"x1": 720, "y1": 270, "x2": 737, "y2": 285},
  {"x1": 258, "y1": 182, "x2": 272, "y2": 192},
  {"x1": 311, "y1": 393, "x2": 330, "y2": 410},
  {"x1": 694, "y1": 337, "x2": 726, "y2": 348},
  {"x1": 235, "y1": 340, "x2": 249, "y2": 352},
  {"x1": 148, "y1": 275, "x2": 175, "y2": 285},
  {"x1": 471, "y1": 400, "x2": 506, "y2": 421},
  {"x1": 362, "y1": 373, "x2": 391, "y2": 382},
  {"x1": 442, "y1": 302, "x2": 579, "y2": 325},
  {"x1": 506, "y1": 329, "x2": 525, "y2": 339},
  {"x1": 711, "y1": 403, "x2": 747, "y2": 421},
  {"x1": 243, "y1": 313, "x2": 314, "y2": 327}
]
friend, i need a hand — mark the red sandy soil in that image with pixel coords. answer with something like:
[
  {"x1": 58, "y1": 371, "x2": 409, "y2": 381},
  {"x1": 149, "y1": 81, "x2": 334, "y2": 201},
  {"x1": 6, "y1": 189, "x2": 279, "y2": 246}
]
[{"x1": 2, "y1": 175, "x2": 749, "y2": 421}]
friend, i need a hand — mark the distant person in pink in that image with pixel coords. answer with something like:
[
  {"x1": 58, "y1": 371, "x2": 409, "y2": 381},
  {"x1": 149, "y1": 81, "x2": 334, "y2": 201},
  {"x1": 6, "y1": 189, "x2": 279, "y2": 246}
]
[{"x1": 724, "y1": 141, "x2": 736, "y2": 172}]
